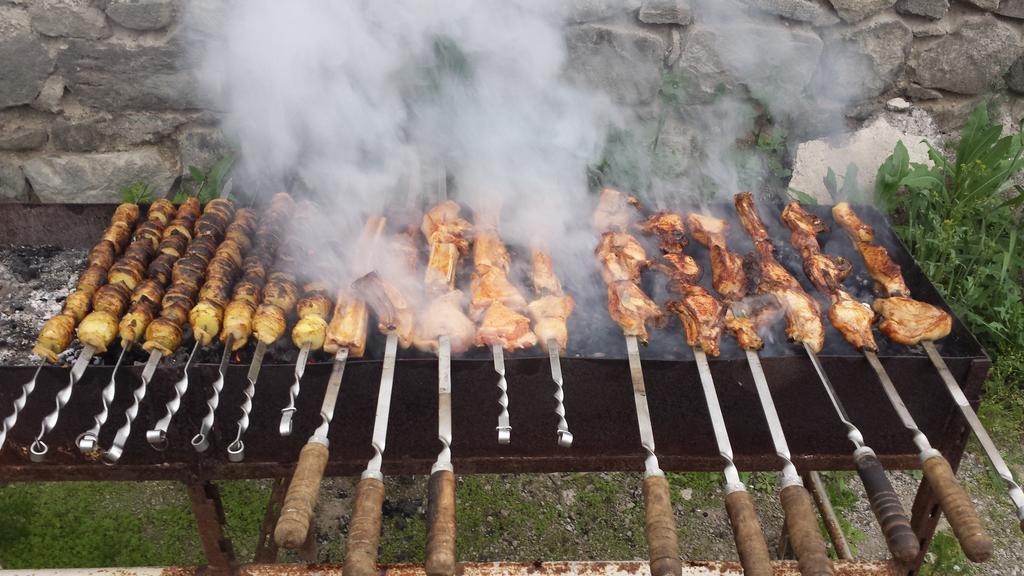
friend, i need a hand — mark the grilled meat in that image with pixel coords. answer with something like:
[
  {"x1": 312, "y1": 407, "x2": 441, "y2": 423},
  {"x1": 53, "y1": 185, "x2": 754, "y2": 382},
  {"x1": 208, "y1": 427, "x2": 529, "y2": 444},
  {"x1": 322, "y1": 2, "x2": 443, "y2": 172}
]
[
  {"x1": 323, "y1": 291, "x2": 368, "y2": 357},
  {"x1": 638, "y1": 212, "x2": 687, "y2": 254},
  {"x1": 748, "y1": 244, "x2": 802, "y2": 293},
  {"x1": 474, "y1": 231, "x2": 511, "y2": 274},
  {"x1": 780, "y1": 202, "x2": 829, "y2": 238},
  {"x1": 781, "y1": 202, "x2": 852, "y2": 294},
  {"x1": 667, "y1": 284, "x2": 725, "y2": 357},
  {"x1": 654, "y1": 252, "x2": 703, "y2": 292},
  {"x1": 735, "y1": 192, "x2": 771, "y2": 247},
  {"x1": 528, "y1": 294, "x2": 575, "y2": 351},
  {"x1": 531, "y1": 250, "x2": 562, "y2": 296},
  {"x1": 476, "y1": 300, "x2": 538, "y2": 350},
  {"x1": 708, "y1": 245, "x2": 747, "y2": 302},
  {"x1": 353, "y1": 270, "x2": 416, "y2": 349},
  {"x1": 832, "y1": 202, "x2": 909, "y2": 297},
  {"x1": 596, "y1": 231, "x2": 648, "y2": 284},
  {"x1": 469, "y1": 266, "x2": 528, "y2": 320},
  {"x1": 829, "y1": 290, "x2": 877, "y2": 351},
  {"x1": 592, "y1": 188, "x2": 640, "y2": 233},
  {"x1": 607, "y1": 281, "x2": 662, "y2": 343},
  {"x1": 413, "y1": 290, "x2": 477, "y2": 354},
  {"x1": 686, "y1": 213, "x2": 728, "y2": 248},
  {"x1": 774, "y1": 289, "x2": 825, "y2": 352},
  {"x1": 724, "y1": 309, "x2": 763, "y2": 351},
  {"x1": 422, "y1": 201, "x2": 471, "y2": 295},
  {"x1": 873, "y1": 297, "x2": 952, "y2": 345}
]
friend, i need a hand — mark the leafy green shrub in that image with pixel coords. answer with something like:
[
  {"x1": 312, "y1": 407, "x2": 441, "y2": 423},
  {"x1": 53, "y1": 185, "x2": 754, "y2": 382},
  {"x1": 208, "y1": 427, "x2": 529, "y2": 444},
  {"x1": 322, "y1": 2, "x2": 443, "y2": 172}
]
[{"x1": 875, "y1": 103, "x2": 1024, "y2": 352}]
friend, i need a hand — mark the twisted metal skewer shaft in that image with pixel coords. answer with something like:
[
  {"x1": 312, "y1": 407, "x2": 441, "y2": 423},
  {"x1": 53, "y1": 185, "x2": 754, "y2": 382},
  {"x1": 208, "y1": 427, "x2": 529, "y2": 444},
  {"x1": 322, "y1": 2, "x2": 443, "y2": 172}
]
[
  {"x1": 77, "y1": 347, "x2": 128, "y2": 453},
  {"x1": 0, "y1": 363, "x2": 43, "y2": 453},
  {"x1": 547, "y1": 339, "x2": 573, "y2": 448},
  {"x1": 226, "y1": 340, "x2": 267, "y2": 462},
  {"x1": 191, "y1": 335, "x2": 233, "y2": 453},
  {"x1": 280, "y1": 342, "x2": 311, "y2": 437},
  {"x1": 492, "y1": 344, "x2": 511, "y2": 445},
  {"x1": 431, "y1": 335, "x2": 453, "y2": 474},
  {"x1": 104, "y1": 349, "x2": 162, "y2": 464},
  {"x1": 30, "y1": 345, "x2": 96, "y2": 462},
  {"x1": 146, "y1": 341, "x2": 200, "y2": 450}
]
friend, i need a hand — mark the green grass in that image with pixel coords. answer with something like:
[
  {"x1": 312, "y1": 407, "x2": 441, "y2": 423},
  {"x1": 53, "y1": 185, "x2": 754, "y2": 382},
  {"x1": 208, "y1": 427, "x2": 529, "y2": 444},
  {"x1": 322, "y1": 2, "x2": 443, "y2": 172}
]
[
  {"x1": 919, "y1": 531, "x2": 976, "y2": 576},
  {"x1": 816, "y1": 472, "x2": 866, "y2": 556}
]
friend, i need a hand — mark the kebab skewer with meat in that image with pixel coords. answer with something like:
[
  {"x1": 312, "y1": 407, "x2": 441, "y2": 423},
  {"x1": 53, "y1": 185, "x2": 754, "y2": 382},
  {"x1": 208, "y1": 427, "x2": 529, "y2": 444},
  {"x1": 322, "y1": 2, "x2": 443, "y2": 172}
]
[
  {"x1": 528, "y1": 248, "x2": 576, "y2": 447},
  {"x1": 640, "y1": 210, "x2": 775, "y2": 576},
  {"x1": 592, "y1": 188, "x2": 679, "y2": 576},
  {"x1": 835, "y1": 201, "x2": 1018, "y2": 546},
  {"x1": 687, "y1": 211, "x2": 834, "y2": 576},
  {"x1": 416, "y1": 200, "x2": 473, "y2": 576},
  {"x1": 144, "y1": 207, "x2": 258, "y2": 449},
  {"x1": 103, "y1": 198, "x2": 236, "y2": 463},
  {"x1": 470, "y1": 216, "x2": 536, "y2": 444},
  {"x1": 28, "y1": 200, "x2": 177, "y2": 461},
  {"x1": 0, "y1": 203, "x2": 141, "y2": 453},
  {"x1": 76, "y1": 198, "x2": 202, "y2": 453},
  {"x1": 733, "y1": 192, "x2": 920, "y2": 563}
]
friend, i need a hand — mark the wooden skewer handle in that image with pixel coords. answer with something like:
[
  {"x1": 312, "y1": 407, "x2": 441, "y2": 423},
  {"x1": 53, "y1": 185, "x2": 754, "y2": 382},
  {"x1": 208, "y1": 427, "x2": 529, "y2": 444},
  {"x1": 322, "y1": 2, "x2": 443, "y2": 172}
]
[
  {"x1": 724, "y1": 489, "x2": 772, "y2": 576},
  {"x1": 854, "y1": 448, "x2": 920, "y2": 563},
  {"x1": 425, "y1": 469, "x2": 457, "y2": 576},
  {"x1": 779, "y1": 484, "x2": 835, "y2": 576},
  {"x1": 922, "y1": 454, "x2": 992, "y2": 562},
  {"x1": 641, "y1": 475, "x2": 681, "y2": 576},
  {"x1": 274, "y1": 442, "x2": 329, "y2": 549},
  {"x1": 343, "y1": 477, "x2": 386, "y2": 576}
]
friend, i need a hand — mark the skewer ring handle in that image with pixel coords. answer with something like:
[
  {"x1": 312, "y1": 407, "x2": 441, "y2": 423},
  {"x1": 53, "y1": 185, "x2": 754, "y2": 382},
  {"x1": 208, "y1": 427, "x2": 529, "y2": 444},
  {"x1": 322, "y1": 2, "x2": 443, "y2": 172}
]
[
  {"x1": 497, "y1": 426, "x2": 511, "y2": 445},
  {"x1": 274, "y1": 441, "x2": 330, "y2": 549},
  {"x1": 191, "y1": 433, "x2": 210, "y2": 453},
  {"x1": 641, "y1": 473, "x2": 681, "y2": 576},
  {"x1": 343, "y1": 476, "x2": 386, "y2": 576},
  {"x1": 853, "y1": 447, "x2": 919, "y2": 563},
  {"x1": 146, "y1": 429, "x2": 169, "y2": 451},
  {"x1": 28, "y1": 440, "x2": 48, "y2": 462},
  {"x1": 226, "y1": 439, "x2": 245, "y2": 462},
  {"x1": 557, "y1": 430, "x2": 574, "y2": 448},
  {"x1": 280, "y1": 408, "x2": 296, "y2": 437},
  {"x1": 921, "y1": 453, "x2": 992, "y2": 562},
  {"x1": 76, "y1": 432, "x2": 97, "y2": 453},
  {"x1": 725, "y1": 488, "x2": 772, "y2": 576},
  {"x1": 780, "y1": 484, "x2": 835, "y2": 576},
  {"x1": 425, "y1": 468, "x2": 457, "y2": 576}
]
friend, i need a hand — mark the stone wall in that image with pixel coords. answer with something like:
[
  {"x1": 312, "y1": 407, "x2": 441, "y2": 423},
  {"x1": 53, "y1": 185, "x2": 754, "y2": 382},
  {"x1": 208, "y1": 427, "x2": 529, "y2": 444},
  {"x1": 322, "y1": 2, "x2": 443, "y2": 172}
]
[{"x1": 0, "y1": 0, "x2": 1022, "y2": 203}]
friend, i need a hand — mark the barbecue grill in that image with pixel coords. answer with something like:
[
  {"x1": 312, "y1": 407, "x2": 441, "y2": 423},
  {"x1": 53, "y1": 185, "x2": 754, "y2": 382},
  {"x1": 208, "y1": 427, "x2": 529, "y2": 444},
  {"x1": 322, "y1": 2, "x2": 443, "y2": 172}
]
[{"x1": 0, "y1": 201, "x2": 997, "y2": 575}]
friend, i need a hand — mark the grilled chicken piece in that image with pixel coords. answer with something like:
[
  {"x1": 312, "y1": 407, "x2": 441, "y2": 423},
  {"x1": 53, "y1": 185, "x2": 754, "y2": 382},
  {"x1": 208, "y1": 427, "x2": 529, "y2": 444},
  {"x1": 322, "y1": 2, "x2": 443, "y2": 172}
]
[
  {"x1": 474, "y1": 232, "x2": 511, "y2": 274},
  {"x1": 667, "y1": 285, "x2": 725, "y2": 357},
  {"x1": 592, "y1": 188, "x2": 640, "y2": 233},
  {"x1": 872, "y1": 297, "x2": 952, "y2": 345},
  {"x1": 413, "y1": 290, "x2": 477, "y2": 354},
  {"x1": 353, "y1": 271, "x2": 416, "y2": 349},
  {"x1": 748, "y1": 245, "x2": 802, "y2": 293},
  {"x1": 775, "y1": 289, "x2": 825, "y2": 352},
  {"x1": 469, "y1": 266, "x2": 528, "y2": 320},
  {"x1": 735, "y1": 192, "x2": 771, "y2": 247},
  {"x1": 476, "y1": 301, "x2": 538, "y2": 350},
  {"x1": 801, "y1": 251, "x2": 852, "y2": 295},
  {"x1": 638, "y1": 212, "x2": 687, "y2": 254},
  {"x1": 528, "y1": 294, "x2": 575, "y2": 351},
  {"x1": 421, "y1": 200, "x2": 472, "y2": 247},
  {"x1": 596, "y1": 232, "x2": 648, "y2": 284},
  {"x1": 607, "y1": 281, "x2": 662, "y2": 343},
  {"x1": 832, "y1": 203, "x2": 909, "y2": 297},
  {"x1": 425, "y1": 242, "x2": 460, "y2": 294},
  {"x1": 33, "y1": 314, "x2": 76, "y2": 363},
  {"x1": 708, "y1": 245, "x2": 747, "y2": 302},
  {"x1": 531, "y1": 250, "x2": 562, "y2": 296},
  {"x1": 323, "y1": 292, "x2": 369, "y2": 357},
  {"x1": 655, "y1": 253, "x2": 703, "y2": 292},
  {"x1": 724, "y1": 309, "x2": 763, "y2": 351},
  {"x1": 686, "y1": 213, "x2": 728, "y2": 248},
  {"x1": 781, "y1": 202, "x2": 829, "y2": 238},
  {"x1": 828, "y1": 290, "x2": 877, "y2": 351}
]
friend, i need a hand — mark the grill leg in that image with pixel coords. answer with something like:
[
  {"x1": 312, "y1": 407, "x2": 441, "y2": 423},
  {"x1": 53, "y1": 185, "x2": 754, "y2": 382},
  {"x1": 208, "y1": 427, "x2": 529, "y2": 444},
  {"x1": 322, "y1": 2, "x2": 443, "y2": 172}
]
[
  {"x1": 254, "y1": 477, "x2": 290, "y2": 563},
  {"x1": 803, "y1": 471, "x2": 853, "y2": 561},
  {"x1": 186, "y1": 480, "x2": 236, "y2": 575}
]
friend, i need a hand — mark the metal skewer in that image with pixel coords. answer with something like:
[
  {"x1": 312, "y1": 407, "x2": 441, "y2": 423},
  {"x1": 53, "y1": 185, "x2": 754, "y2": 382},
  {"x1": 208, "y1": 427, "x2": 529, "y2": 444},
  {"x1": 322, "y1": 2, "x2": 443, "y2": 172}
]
[
  {"x1": 280, "y1": 342, "x2": 312, "y2": 437},
  {"x1": 336, "y1": 332, "x2": 399, "y2": 576},
  {"x1": 225, "y1": 340, "x2": 267, "y2": 462},
  {"x1": 0, "y1": 363, "x2": 44, "y2": 452},
  {"x1": 802, "y1": 342, "x2": 919, "y2": 562},
  {"x1": 76, "y1": 347, "x2": 128, "y2": 453},
  {"x1": 272, "y1": 346, "x2": 351, "y2": 549},
  {"x1": 548, "y1": 339, "x2": 573, "y2": 448},
  {"x1": 492, "y1": 343, "x2": 511, "y2": 444},
  {"x1": 923, "y1": 340, "x2": 1024, "y2": 533},
  {"x1": 191, "y1": 335, "x2": 234, "y2": 453},
  {"x1": 29, "y1": 344, "x2": 96, "y2": 462},
  {"x1": 103, "y1": 349, "x2": 161, "y2": 464},
  {"x1": 146, "y1": 340, "x2": 200, "y2": 450}
]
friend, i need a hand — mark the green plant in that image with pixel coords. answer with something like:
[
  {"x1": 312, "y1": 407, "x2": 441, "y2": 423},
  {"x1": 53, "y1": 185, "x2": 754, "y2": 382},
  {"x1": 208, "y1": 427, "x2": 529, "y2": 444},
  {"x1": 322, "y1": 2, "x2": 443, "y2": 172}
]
[
  {"x1": 816, "y1": 472, "x2": 866, "y2": 556},
  {"x1": 174, "y1": 154, "x2": 236, "y2": 204},
  {"x1": 919, "y1": 530, "x2": 976, "y2": 576},
  {"x1": 875, "y1": 103, "x2": 1024, "y2": 351},
  {"x1": 119, "y1": 181, "x2": 153, "y2": 204}
]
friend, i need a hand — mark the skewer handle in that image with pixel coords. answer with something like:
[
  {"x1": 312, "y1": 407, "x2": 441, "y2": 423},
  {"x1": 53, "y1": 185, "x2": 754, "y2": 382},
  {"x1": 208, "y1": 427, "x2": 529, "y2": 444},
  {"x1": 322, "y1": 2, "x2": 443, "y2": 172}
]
[
  {"x1": 274, "y1": 441, "x2": 329, "y2": 549},
  {"x1": 641, "y1": 474, "x2": 681, "y2": 576},
  {"x1": 343, "y1": 477, "x2": 386, "y2": 576},
  {"x1": 779, "y1": 485, "x2": 834, "y2": 576},
  {"x1": 425, "y1": 469, "x2": 457, "y2": 576},
  {"x1": 853, "y1": 448, "x2": 919, "y2": 563},
  {"x1": 724, "y1": 489, "x2": 772, "y2": 576},
  {"x1": 922, "y1": 454, "x2": 992, "y2": 562}
]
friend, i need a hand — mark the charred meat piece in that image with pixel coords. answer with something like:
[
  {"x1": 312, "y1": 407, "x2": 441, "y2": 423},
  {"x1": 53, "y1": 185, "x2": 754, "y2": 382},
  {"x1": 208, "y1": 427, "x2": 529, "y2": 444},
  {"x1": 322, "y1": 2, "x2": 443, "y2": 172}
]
[
  {"x1": 831, "y1": 201, "x2": 875, "y2": 243},
  {"x1": 353, "y1": 271, "x2": 416, "y2": 349},
  {"x1": 734, "y1": 192, "x2": 771, "y2": 247},
  {"x1": 638, "y1": 212, "x2": 687, "y2": 254},
  {"x1": 528, "y1": 293, "x2": 575, "y2": 351},
  {"x1": 413, "y1": 290, "x2": 477, "y2": 354},
  {"x1": 607, "y1": 281, "x2": 663, "y2": 344},
  {"x1": 828, "y1": 289, "x2": 877, "y2": 352},
  {"x1": 476, "y1": 300, "x2": 538, "y2": 351},
  {"x1": 654, "y1": 252, "x2": 703, "y2": 293},
  {"x1": 781, "y1": 202, "x2": 829, "y2": 238},
  {"x1": 708, "y1": 244, "x2": 747, "y2": 302},
  {"x1": 747, "y1": 245, "x2": 801, "y2": 293},
  {"x1": 596, "y1": 231, "x2": 648, "y2": 284},
  {"x1": 832, "y1": 202, "x2": 909, "y2": 297},
  {"x1": 774, "y1": 289, "x2": 825, "y2": 353},
  {"x1": 592, "y1": 188, "x2": 641, "y2": 233},
  {"x1": 872, "y1": 297, "x2": 952, "y2": 345},
  {"x1": 801, "y1": 251, "x2": 852, "y2": 295},
  {"x1": 323, "y1": 291, "x2": 368, "y2": 357},
  {"x1": 724, "y1": 309, "x2": 763, "y2": 351},
  {"x1": 667, "y1": 284, "x2": 725, "y2": 357}
]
